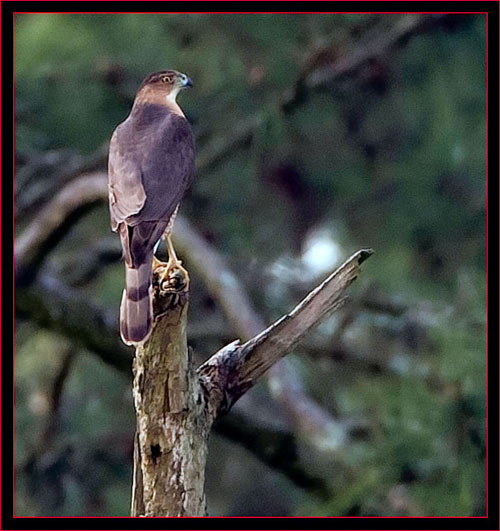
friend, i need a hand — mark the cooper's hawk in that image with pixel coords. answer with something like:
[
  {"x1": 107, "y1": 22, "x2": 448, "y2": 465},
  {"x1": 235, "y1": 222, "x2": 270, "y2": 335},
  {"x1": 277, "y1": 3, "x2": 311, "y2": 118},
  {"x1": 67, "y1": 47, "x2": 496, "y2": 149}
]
[{"x1": 108, "y1": 70, "x2": 195, "y2": 345}]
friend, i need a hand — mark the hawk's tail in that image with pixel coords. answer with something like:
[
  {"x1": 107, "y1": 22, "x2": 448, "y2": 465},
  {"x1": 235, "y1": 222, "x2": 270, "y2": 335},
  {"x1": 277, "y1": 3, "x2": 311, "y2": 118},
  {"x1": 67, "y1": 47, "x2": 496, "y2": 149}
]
[{"x1": 120, "y1": 255, "x2": 154, "y2": 345}]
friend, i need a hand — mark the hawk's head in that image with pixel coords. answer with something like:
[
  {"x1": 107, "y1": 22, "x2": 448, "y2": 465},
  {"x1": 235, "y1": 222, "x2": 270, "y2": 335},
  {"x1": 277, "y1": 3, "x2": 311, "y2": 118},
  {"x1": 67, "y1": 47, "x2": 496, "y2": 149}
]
[{"x1": 137, "y1": 70, "x2": 193, "y2": 104}]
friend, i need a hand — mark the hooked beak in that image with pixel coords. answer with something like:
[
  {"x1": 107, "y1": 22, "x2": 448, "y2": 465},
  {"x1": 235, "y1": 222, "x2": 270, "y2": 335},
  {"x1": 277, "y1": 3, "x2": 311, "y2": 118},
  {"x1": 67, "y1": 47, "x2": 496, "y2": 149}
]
[{"x1": 183, "y1": 76, "x2": 193, "y2": 88}]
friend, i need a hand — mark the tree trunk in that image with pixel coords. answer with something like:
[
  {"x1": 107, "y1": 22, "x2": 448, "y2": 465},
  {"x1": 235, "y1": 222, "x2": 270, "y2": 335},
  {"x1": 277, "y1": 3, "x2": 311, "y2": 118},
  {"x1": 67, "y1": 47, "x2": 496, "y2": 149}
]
[{"x1": 131, "y1": 272, "x2": 209, "y2": 516}]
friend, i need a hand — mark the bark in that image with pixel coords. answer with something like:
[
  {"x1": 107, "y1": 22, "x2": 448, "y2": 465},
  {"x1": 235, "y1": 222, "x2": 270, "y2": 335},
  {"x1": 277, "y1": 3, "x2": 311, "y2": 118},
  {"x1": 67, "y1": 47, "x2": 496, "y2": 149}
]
[
  {"x1": 131, "y1": 266, "x2": 209, "y2": 517},
  {"x1": 131, "y1": 249, "x2": 373, "y2": 516}
]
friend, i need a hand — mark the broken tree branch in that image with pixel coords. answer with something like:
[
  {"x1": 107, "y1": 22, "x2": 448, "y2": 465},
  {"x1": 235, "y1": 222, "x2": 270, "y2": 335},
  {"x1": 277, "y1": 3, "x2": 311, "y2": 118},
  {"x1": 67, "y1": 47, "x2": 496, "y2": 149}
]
[
  {"x1": 174, "y1": 216, "x2": 351, "y2": 452},
  {"x1": 198, "y1": 250, "x2": 373, "y2": 417},
  {"x1": 15, "y1": 270, "x2": 336, "y2": 497},
  {"x1": 14, "y1": 172, "x2": 377, "y2": 513}
]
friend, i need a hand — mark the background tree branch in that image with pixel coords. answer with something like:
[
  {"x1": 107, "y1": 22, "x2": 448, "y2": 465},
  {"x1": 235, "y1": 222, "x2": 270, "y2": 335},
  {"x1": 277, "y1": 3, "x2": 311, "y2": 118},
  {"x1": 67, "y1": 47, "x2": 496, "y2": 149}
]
[
  {"x1": 15, "y1": 172, "x2": 354, "y2": 456},
  {"x1": 195, "y1": 14, "x2": 449, "y2": 175},
  {"x1": 15, "y1": 173, "x2": 109, "y2": 285},
  {"x1": 14, "y1": 170, "x2": 375, "y2": 500}
]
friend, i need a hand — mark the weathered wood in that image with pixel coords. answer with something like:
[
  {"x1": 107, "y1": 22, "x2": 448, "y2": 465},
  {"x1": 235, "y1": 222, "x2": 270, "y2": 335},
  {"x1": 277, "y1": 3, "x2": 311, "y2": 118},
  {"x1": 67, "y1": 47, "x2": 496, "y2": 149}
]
[
  {"x1": 198, "y1": 249, "x2": 373, "y2": 417},
  {"x1": 131, "y1": 268, "x2": 209, "y2": 517}
]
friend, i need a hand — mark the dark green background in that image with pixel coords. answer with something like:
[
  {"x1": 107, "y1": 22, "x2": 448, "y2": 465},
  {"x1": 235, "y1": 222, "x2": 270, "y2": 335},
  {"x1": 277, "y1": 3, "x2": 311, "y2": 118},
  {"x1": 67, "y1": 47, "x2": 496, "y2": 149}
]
[{"x1": 14, "y1": 13, "x2": 486, "y2": 516}]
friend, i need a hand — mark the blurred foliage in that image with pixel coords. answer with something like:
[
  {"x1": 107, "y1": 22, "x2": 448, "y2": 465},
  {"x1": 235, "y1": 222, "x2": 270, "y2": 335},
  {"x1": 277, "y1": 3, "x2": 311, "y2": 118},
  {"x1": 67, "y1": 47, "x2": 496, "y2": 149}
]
[{"x1": 14, "y1": 13, "x2": 486, "y2": 516}]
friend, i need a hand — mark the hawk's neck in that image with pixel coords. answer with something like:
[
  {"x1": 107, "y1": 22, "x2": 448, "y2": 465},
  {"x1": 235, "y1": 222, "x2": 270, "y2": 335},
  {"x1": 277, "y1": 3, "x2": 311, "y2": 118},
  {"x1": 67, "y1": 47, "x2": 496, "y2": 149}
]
[{"x1": 133, "y1": 87, "x2": 185, "y2": 117}]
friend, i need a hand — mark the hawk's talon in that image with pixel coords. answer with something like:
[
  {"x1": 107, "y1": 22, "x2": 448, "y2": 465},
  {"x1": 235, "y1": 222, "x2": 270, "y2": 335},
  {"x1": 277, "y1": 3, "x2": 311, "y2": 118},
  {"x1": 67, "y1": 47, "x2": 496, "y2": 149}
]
[
  {"x1": 165, "y1": 265, "x2": 190, "y2": 292},
  {"x1": 154, "y1": 264, "x2": 189, "y2": 295}
]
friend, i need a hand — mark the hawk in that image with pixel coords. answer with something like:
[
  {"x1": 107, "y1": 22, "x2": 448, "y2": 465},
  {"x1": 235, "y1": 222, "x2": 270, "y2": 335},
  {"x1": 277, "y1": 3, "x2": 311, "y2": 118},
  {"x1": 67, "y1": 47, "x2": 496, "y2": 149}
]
[{"x1": 108, "y1": 70, "x2": 195, "y2": 345}]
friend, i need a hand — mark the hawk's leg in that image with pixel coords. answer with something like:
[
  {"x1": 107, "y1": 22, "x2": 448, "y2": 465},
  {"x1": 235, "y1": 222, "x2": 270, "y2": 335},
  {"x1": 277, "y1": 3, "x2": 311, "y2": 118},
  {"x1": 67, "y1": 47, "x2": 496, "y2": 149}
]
[
  {"x1": 152, "y1": 205, "x2": 180, "y2": 269},
  {"x1": 152, "y1": 206, "x2": 188, "y2": 293},
  {"x1": 163, "y1": 233, "x2": 189, "y2": 289}
]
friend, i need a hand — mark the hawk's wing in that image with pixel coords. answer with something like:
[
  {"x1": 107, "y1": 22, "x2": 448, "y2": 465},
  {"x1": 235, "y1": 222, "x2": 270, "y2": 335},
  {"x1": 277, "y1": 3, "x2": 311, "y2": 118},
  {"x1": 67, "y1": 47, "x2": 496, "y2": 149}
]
[
  {"x1": 108, "y1": 110, "x2": 195, "y2": 230},
  {"x1": 130, "y1": 111, "x2": 195, "y2": 224},
  {"x1": 108, "y1": 122, "x2": 147, "y2": 232}
]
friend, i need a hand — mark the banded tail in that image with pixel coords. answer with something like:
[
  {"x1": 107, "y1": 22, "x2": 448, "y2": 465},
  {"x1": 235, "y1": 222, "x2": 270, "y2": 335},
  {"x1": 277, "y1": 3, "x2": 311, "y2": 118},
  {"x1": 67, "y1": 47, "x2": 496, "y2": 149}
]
[
  {"x1": 120, "y1": 255, "x2": 154, "y2": 345},
  {"x1": 117, "y1": 220, "x2": 168, "y2": 346}
]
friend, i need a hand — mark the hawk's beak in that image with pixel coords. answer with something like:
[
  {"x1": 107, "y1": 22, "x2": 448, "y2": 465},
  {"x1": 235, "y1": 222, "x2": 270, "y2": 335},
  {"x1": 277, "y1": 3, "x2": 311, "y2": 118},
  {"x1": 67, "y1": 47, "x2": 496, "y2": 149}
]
[{"x1": 183, "y1": 76, "x2": 193, "y2": 88}]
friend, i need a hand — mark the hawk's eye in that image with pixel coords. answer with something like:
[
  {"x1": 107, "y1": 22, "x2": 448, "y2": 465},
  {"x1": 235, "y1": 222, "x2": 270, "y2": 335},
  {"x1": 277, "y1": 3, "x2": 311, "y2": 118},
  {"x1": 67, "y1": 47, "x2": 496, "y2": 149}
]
[{"x1": 162, "y1": 75, "x2": 173, "y2": 84}]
